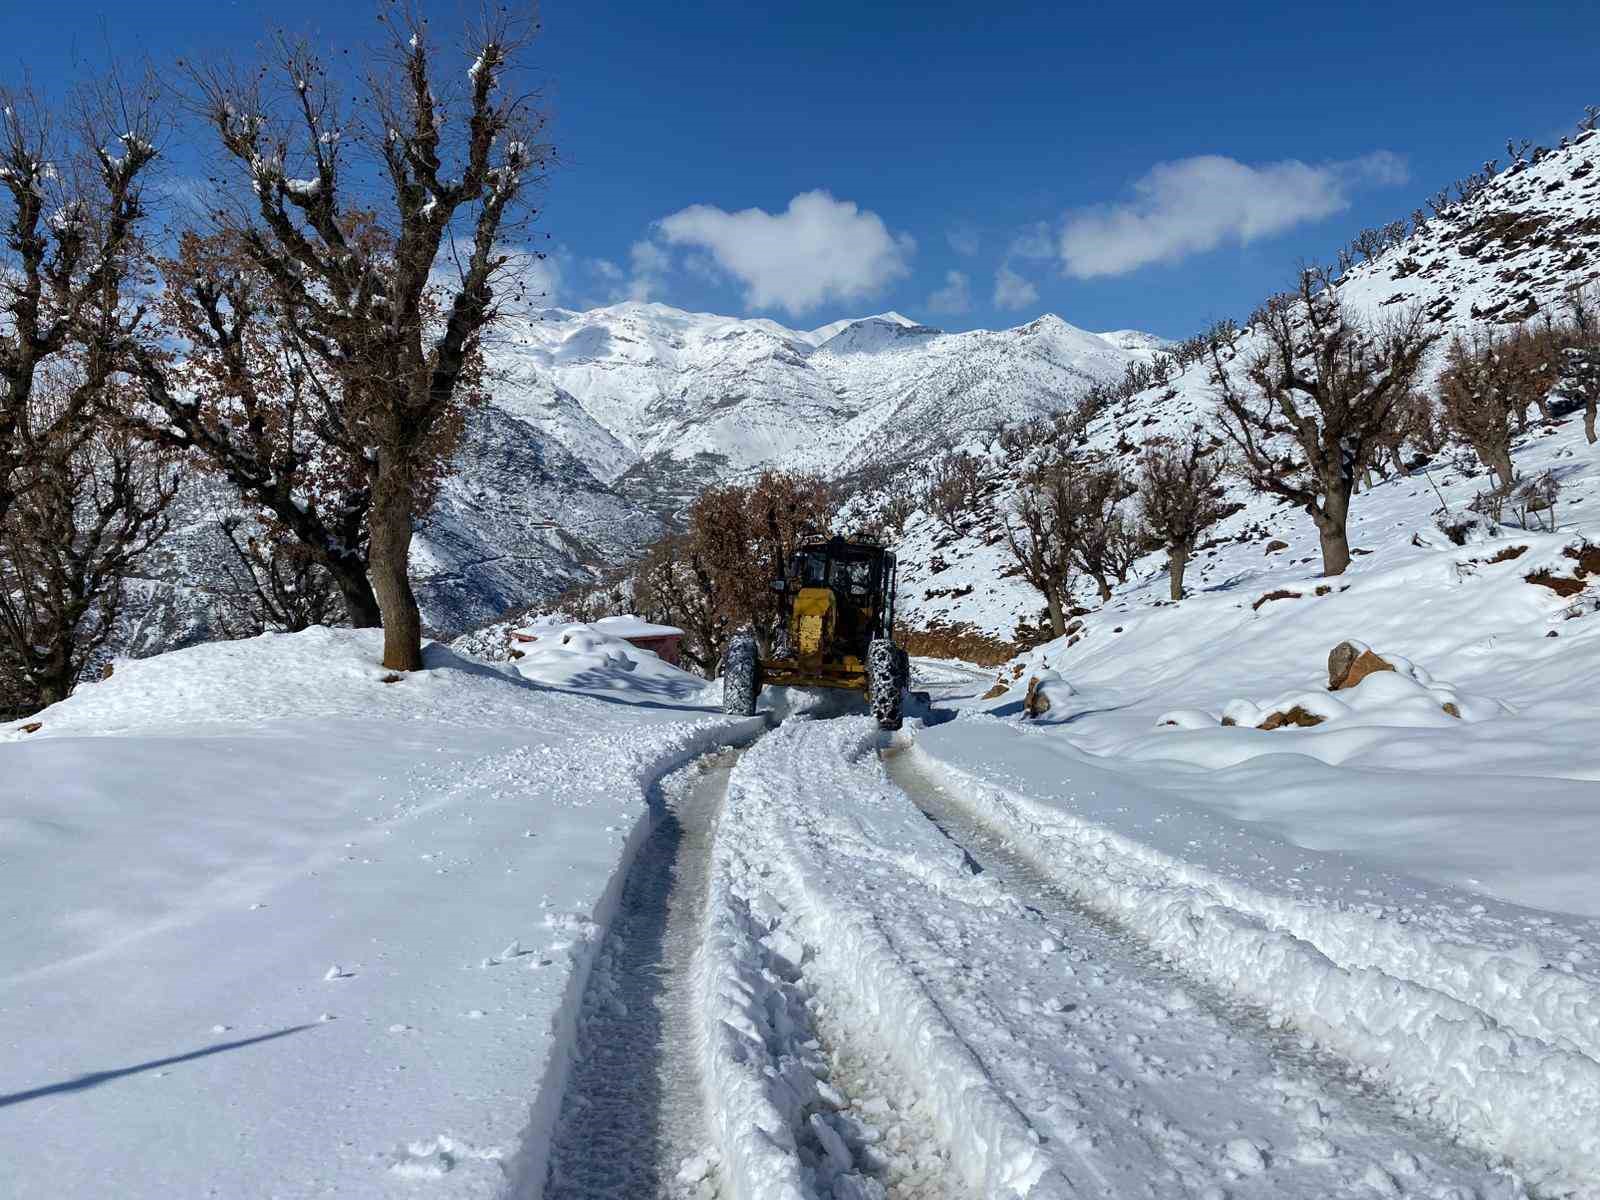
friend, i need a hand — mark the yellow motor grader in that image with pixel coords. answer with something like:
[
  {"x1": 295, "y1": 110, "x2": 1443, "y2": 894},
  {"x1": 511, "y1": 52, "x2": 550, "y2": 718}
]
[{"x1": 722, "y1": 535, "x2": 910, "y2": 729}]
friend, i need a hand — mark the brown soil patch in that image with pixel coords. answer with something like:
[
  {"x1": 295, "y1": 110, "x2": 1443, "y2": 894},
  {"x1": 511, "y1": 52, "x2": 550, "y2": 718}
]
[
  {"x1": 1527, "y1": 569, "x2": 1585, "y2": 597},
  {"x1": 1487, "y1": 545, "x2": 1529, "y2": 563},
  {"x1": 898, "y1": 623, "x2": 1020, "y2": 668},
  {"x1": 1564, "y1": 542, "x2": 1600, "y2": 577}
]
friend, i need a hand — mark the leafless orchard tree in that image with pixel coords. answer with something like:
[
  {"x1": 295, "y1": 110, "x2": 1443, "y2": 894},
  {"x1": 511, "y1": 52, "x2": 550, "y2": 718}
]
[
  {"x1": 1137, "y1": 438, "x2": 1228, "y2": 601},
  {"x1": 0, "y1": 80, "x2": 158, "y2": 526},
  {"x1": 1557, "y1": 287, "x2": 1600, "y2": 444},
  {"x1": 631, "y1": 531, "x2": 726, "y2": 678},
  {"x1": 170, "y1": 13, "x2": 551, "y2": 671},
  {"x1": 1214, "y1": 275, "x2": 1435, "y2": 576},
  {"x1": 216, "y1": 516, "x2": 347, "y2": 636},
  {"x1": 922, "y1": 450, "x2": 986, "y2": 535},
  {"x1": 1065, "y1": 465, "x2": 1139, "y2": 601},
  {"x1": 127, "y1": 231, "x2": 381, "y2": 626},
  {"x1": 0, "y1": 378, "x2": 177, "y2": 712},
  {"x1": 1000, "y1": 463, "x2": 1078, "y2": 638},
  {"x1": 686, "y1": 470, "x2": 832, "y2": 654},
  {"x1": 1438, "y1": 332, "x2": 1524, "y2": 487}
]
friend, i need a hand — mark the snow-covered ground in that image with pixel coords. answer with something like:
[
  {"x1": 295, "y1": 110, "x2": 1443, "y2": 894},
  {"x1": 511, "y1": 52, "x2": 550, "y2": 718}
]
[
  {"x1": 9, "y1": 543, "x2": 1600, "y2": 1196},
  {"x1": 0, "y1": 627, "x2": 758, "y2": 1199}
]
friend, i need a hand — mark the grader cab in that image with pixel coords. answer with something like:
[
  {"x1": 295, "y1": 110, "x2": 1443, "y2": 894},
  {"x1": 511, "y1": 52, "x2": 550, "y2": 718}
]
[{"x1": 722, "y1": 535, "x2": 910, "y2": 729}]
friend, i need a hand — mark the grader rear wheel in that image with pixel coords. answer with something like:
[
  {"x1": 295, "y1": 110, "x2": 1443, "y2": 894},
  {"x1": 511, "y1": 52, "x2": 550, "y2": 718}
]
[{"x1": 722, "y1": 633, "x2": 760, "y2": 717}]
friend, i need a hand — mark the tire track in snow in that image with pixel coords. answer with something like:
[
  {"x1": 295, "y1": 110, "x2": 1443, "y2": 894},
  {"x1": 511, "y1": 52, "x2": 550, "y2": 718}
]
[
  {"x1": 541, "y1": 752, "x2": 732, "y2": 1200},
  {"x1": 880, "y1": 742, "x2": 1533, "y2": 1200}
]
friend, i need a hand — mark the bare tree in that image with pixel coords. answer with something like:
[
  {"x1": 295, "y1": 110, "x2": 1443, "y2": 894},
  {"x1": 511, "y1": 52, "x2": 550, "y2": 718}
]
[
  {"x1": 1557, "y1": 287, "x2": 1600, "y2": 444},
  {"x1": 1065, "y1": 465, "x2": 1138, "y2": 601},
  {"x1": 1138, "y1": 439, "x2": 1228, "y2": 600},
  {"x1": 0, "y1": 80, "x2": 157, "y2": 526},
  {"x1": 631, "y1": 531, "x2": 726, "y2": 678},
  {"x1": 1214, "y1": 277, "x2": 1435, "y2": 576},
  {"x1": 688, "y1": 470, "x2": 832, "y2": 651},
  {"x1": 0, "y1": 381, "x2": 176, "y2": 712},
  {"x1": 923, "y1": 451, "x2": 985, "y2": 535},
  {"x1": 216, "y1": 517, "x2": 346, "y2": 636},
  {"x1": 179, "y1": 14, "x2": 550, "y2": 671},
  {"x1": 127, "y1": 231, "x2": 380, "y2": 625},
  {"x1": 1000, "y1": 463, "x2": 1077, "y2": 638},
  {"x1": 1436, "y1": 325, "x2": 1567, "y2": 485}
]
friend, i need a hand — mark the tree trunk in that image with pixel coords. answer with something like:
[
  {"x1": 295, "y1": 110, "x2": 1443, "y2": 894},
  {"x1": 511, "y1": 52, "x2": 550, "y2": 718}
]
[
  {"x1": 1315, "y1": 488, "x2": 1352, "y2": 577},
  {"x1": 35, "y1": 655, "x2": 73, "y2": 709},
  {"x1": 1586, "y1": 400, "x2": 1596, "y2": 445},
  {"x1": 327, "y1": 557, "x2": 381, "y2": 629},
  {"x1": 1044, "y1": 590, "x2": 1065, "y2": 638},
  {"x1": 368, "y1": 462, "x2": 423, "y2": 672},
  {"x1": 1490, "y1": 447, "x2": 1516, "y2": 490},
  {"x1": 1093, "y1": 575, "x2": 1112, "y2": 602},
  {"x1": 1168, "y1": 545, "x2": 1188, "y2": 601}
]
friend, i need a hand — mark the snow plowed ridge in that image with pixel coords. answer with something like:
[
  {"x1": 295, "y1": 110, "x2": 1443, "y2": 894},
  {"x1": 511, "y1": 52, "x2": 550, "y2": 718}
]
[{"x1": 911, "y1": 743, "x2": 1600, "y2": 1193}]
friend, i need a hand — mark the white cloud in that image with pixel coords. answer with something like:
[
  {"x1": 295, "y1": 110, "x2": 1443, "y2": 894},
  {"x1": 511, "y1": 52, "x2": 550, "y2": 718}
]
[
  {"x1": 1059, "y1": 152, "x2": 1408, "y2": 278},
  {"x1": 926, "y1": 269, "x2": 971, "y2": 314},
  {"x1": 623, "y1": 240, "x2": 670, "y2": 301},
  {"x1": 656, "y1": 190, "x2": 913, "y2": 315},
  {"x1": 946, "y1": 225, "x2": 980, "y2": 257},
  {"x1": 992, "y1": 265, "x2": 1038, "y2": 310},
  {"x1": 1009, "y1": 220, "x2": 1056, "y2": 260},
  {"x1": 589, "y1": 257, "x2": 624, "y2": 281}
]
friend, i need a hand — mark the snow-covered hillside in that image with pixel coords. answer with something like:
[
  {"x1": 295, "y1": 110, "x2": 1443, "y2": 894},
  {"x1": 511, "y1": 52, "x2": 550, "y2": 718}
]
[{"x1": 891, "y1": 127, "x2": 1600, "y2": 645}]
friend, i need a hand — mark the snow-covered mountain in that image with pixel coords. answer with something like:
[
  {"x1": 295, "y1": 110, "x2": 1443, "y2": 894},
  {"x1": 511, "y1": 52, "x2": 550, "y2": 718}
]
[{"x1": 484, "y1": 302, "x2": 1161, "y2": 514}]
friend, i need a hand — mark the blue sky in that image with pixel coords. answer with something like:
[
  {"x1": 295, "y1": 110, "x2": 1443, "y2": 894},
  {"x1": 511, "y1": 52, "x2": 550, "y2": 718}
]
[{"x1": 11, "y1": 1, "x2": 1598, "y2": 336}]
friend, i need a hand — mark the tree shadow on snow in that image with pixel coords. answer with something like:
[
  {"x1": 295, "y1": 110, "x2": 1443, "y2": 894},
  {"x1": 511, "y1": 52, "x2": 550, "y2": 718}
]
[{"x1": 0, "y1": 1025, "x2": 317, "y2": 1109}]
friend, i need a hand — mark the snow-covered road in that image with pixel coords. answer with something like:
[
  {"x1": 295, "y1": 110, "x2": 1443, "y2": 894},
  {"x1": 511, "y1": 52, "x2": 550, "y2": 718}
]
[
  {"x1": 679, "y1": 716, "x2": 1532, "y2": 1200},
  {"x1": 543, "y1": 751, "x2": 736, "y2": 1200}
]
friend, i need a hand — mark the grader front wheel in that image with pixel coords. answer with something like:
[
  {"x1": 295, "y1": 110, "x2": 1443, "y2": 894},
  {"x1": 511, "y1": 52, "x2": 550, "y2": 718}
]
[{"x1": 868, "y1": 639, "x2": 908, "y2": 731}]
